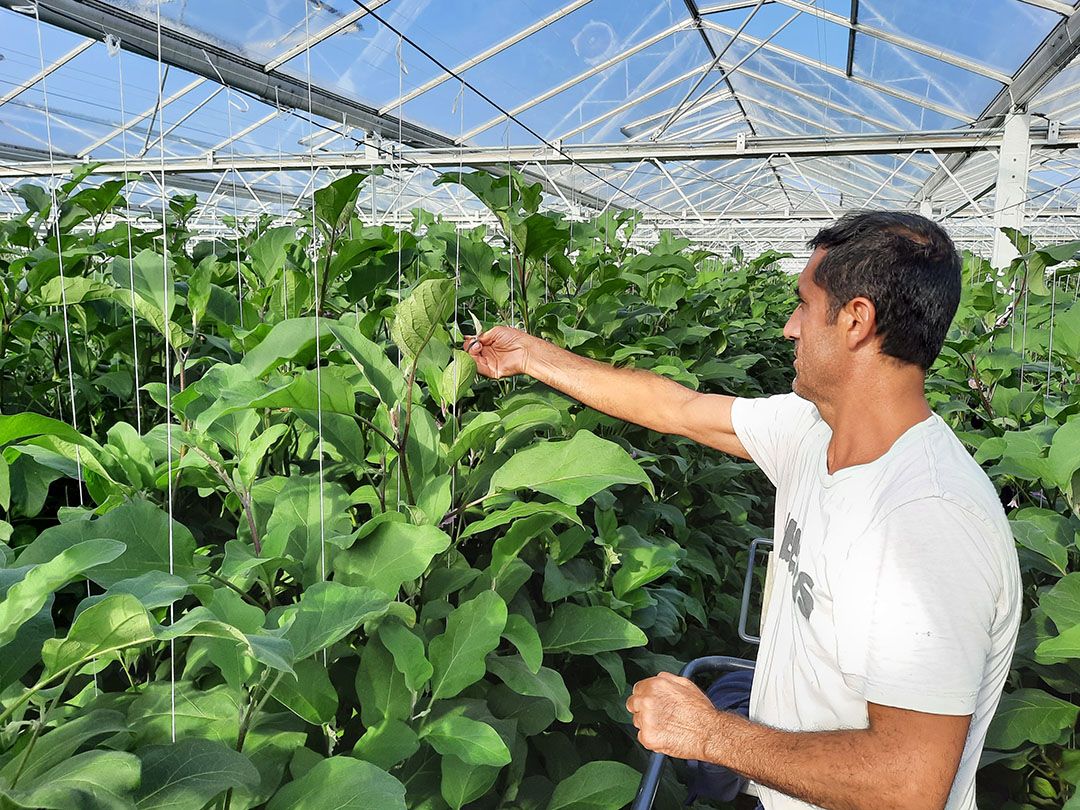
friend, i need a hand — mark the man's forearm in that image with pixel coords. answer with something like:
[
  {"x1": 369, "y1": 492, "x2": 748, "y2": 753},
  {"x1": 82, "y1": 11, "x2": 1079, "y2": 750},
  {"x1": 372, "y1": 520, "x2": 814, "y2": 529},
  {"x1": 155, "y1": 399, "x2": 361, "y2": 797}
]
[
  {"x1": 522, "y1": 335, "x2": 693, "y2": 435},
  {"x1": 703, "y1": 712, "x2": 938, "y2": 810}
]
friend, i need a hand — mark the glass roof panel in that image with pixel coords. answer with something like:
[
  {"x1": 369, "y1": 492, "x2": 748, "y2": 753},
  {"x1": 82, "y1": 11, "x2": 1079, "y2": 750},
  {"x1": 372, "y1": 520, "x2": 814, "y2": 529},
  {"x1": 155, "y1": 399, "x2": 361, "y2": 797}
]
[
  {"x1": 107, "y1": 0, "x2": 347, "y2": 63},
  {"x1": 851, "y1": 35, "x2": 1001, "y2": 121},
  {"x1": 858, "y1": 0, "x2": 1060, "y2": 76},
  {"x1": 278, "y1": 0, "x2": 571, "y2": 112}
]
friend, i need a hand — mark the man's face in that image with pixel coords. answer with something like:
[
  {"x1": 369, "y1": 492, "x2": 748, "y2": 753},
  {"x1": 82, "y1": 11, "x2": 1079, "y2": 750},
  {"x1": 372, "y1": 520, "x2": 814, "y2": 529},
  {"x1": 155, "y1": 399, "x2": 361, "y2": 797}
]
[{"x1": 783, "y1": 248, "x2": 845, "y2": 402}]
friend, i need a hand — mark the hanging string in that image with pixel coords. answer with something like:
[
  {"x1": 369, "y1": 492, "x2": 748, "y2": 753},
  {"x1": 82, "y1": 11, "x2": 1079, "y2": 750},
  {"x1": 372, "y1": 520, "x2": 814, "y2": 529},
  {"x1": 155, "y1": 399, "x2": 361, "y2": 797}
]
[
  {"x1": 32, "y1": 0, "x2": 95, "y2": 697},
  {"x1": 450, "y1": 80, "x2": 464, "y2": 514},
  {"x1": 31, "y1": 5, "x2": 83, "y2": 502},
  {"x1": 302, "y1": 7, "x2": 328, "y2": 598},
  {"x1": 396, "y1": 35, "x2": 406, "y2": 514},
  {"x1": 153, "y1": 0, "x2": 177, "y2": 744},
  {"x1": 112, "y1": 38, "x2": 143, "y2": 433}
]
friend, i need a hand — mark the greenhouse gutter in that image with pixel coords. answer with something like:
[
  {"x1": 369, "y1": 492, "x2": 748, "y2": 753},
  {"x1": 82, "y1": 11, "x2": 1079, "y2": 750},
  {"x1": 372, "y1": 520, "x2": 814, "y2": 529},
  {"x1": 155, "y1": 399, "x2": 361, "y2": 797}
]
[{"x1": 6, "y1": 130, "x2": 1080, "y2": 178}]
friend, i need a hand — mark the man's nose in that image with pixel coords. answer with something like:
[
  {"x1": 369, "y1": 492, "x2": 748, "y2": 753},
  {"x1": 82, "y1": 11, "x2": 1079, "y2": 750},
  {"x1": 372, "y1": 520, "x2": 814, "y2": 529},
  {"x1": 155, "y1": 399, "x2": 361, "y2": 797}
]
[{"x1": 783, "y1": 313, "x2": 799, "y2": 340}]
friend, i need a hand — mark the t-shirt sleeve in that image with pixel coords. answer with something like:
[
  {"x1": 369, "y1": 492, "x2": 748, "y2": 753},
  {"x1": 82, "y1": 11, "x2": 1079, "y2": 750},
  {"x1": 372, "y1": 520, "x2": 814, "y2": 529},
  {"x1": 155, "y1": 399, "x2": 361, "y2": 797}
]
[
  {"x1": 832, "y1": 499, "x2": 1000, "y2": 715},
  {"x1": 730, "y1": 393, "x2": 820, "y2": 488}
]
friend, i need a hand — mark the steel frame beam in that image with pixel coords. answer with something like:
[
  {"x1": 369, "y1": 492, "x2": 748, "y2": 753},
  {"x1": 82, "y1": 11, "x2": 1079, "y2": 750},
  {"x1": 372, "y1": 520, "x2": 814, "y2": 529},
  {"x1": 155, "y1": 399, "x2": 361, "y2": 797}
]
[
  {"x1": 0, "y1": 37, "x2": 95, "y2": 108},
  {"x1": 991, "y1": 112, "x2": 1032, "y2": 267},
  {"x1": 7, "y1": 129, "x2": 1079, "y2": 178}
]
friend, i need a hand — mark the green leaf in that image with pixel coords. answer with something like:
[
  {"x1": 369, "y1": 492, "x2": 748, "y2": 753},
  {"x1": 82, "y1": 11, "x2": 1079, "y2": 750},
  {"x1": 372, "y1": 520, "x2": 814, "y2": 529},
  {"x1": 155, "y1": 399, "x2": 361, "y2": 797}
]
[
  {"x1": 328, "y1": 321, "x2": 406, "y2": 405},
  {"x1": 440, "y1": 756, "x2": 501, "y2": 810},
  {"x1": 312, "y1": 173, "x2": 367, "y2": 235},
  {"x1": 612, "y1": 531, "x2": 681, "y2": 598},
  {"x1": 428, "y1": 590, "x2": 508, "y2": 701},
  {"x1": 460, "y1": 500, "x2": 581, "y2": 540},
  {"x1": 8, "y1": 750, "x2": 141, "y2": 810},
  {"x1": 41, "y1": 593, "x2": 155, "y2": 676},
  {"x1": 420, "y1": 711, "x2": 512, "y2": 766},
  {"x1": 334, "y1": 521, "x2": 451, "y2": 597},
  {"x1": 241, "y1": 317, "x2": 334, "y2": 377},
  {"x1": 502, "y1": 613, "x2": 543, "y2": 673},
  {"x1": 391, "y1": 278, "x2": 455, "y2": 358},
  {"x1": 379, "y1": 620, "x2": 433, "y2": 691},
  {"x1": 986, "y1": 688, "x2": 1080, "y2": 750},
  {"x1": 112, "y1": 248, "x2": 174, "y2": 321},
  {"x1": 267, "y1": 755, "x2": 406, "y2": 810},
  {"x1": 1006, "y1": 516, "x2": 1067, "y2": 574},
  {"x1": 546, "y1": 761, "x2": 641, "y2": 810},
  {"x1": 18, "y1": 498, "x2": 205, "y2": 587},
  {"x1": 1036, "y1": 623, "x2": 1080, "y2": 663},
  {"x1": 248, "y1": 226, "x2": 297, "y2": 283},
  {"x1": 355, "y1": 636, "x2": 413, "y2": 726},
  {"x1": 135, "y1": 738, "x2": 260, "y2": 810},
  {"x1": 279, "y1": 580, "x2": 390, "y2": 660},
  {"x1": 269, "y1": 658, "x2": 339, "y2": 724},
  {"x1": 0, "y1": 538, "x2": 124, "y2": 647},
  {"x1": 1049, "y1": 419, "x2": 1080, "y2": 493},
  {"x1": 490, "y1": 430, "x2": 654, "y2": 506},
  {"x1": 446, "y1": 412, "x2": 503, "y2": 466},
  {"x1": 352, "y1": 719, "x2": 419, "y2": 771},
  {"x1": 0, "y1": 413, "x2": 85, "y2": 448},
  {"x1": 487, "y1": 655, "x2": 573, "y2": 723},
  {"x1": 262, "y1": 476, "x2": 353, "y2": 587},
  {"x1": 1042, "y1": 573, "x2": 1080, "y2": 632},
  {"x1": 539, "y1": 604, "x2": 648, "y2": 655},
  {"x1": 0, "y1": 709, "x2": 129, "y2": 786},
  {"x1": 437, "y1": 350, "x2": 477, "y2": 407}
]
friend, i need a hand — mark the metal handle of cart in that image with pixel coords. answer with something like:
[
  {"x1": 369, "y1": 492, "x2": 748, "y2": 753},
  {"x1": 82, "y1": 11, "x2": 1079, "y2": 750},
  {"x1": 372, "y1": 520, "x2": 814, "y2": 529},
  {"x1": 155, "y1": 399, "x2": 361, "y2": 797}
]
[
  {"x1": 630, "y1": 539, "x2": 770, "y2": 809},
  {"x1": 629, "y1": 655, "x2": 755, "y2": 810}
]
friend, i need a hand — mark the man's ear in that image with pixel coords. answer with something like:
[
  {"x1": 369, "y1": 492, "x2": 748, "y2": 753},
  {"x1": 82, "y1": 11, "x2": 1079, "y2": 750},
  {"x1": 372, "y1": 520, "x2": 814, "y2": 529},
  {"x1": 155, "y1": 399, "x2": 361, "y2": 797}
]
[{"x1": 842, "y1": 296, "x2": 876, "y2": 349}]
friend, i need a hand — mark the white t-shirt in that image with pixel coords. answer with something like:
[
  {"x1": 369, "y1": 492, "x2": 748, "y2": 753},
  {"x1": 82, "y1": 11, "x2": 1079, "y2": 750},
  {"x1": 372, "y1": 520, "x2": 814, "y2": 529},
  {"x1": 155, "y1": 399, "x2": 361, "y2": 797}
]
[{"x1": 730, "y1": 393, "x2": 1021, "y2": 810}]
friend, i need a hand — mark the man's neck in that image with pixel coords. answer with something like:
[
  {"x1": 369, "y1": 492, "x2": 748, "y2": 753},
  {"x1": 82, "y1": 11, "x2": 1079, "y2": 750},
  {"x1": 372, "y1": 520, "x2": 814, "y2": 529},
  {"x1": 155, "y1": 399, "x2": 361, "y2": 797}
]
[{"x1": 815, "y1": 370, "x2": 931, "y2": 475}]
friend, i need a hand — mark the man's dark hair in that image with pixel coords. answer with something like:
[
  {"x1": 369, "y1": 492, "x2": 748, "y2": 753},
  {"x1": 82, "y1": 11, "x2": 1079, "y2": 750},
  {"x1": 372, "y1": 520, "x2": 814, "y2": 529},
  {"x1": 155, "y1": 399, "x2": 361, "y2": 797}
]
[{"x1": 808, "y1": 210, "x2": 962, "y2": 371}]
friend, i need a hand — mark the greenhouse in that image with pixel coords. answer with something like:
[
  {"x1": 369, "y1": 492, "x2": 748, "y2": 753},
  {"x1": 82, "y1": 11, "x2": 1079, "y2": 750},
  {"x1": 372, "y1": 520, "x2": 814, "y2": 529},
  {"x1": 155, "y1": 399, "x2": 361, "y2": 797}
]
[{"x1": 0, "y1": 0, "x2": 1079, "y2": 808}]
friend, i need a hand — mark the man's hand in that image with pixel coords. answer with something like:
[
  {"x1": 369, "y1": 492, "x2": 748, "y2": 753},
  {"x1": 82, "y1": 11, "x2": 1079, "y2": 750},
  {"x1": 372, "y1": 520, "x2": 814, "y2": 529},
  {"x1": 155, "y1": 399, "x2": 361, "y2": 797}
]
[
  {"x1": 463, "y1": 325, "x2": 532, "y2": 379},
  {"x1": 625, "y1": 671, "x2": 723, "y2": 762}
]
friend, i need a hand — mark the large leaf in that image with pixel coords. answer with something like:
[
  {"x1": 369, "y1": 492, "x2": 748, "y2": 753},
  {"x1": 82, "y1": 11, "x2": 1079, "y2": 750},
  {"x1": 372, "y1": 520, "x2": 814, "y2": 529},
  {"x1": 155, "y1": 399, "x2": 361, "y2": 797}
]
[
  {"x1": 391, "y1": 278, "x2": 455, "y2": 358},
  {"x1": 267, "y1": 755, "x2": 406, "y2": 810},
  {"x1": 986, "y1": 688, "x2": 1080, "y2": 750},
  {"x1": 261, "y1": 476, "x2": 354, "y2": 586},
  {"x1": 0, "y1": 709, "x2": 129, "y2": 786},
  {"x1": 135, "y1": 738, "x2": 259, "y2": 810},
  {"x1": 1049, "y1": 419, "x2": 1080, "y2": 493},
  {"x1": 490, "y1": 430, "x2": 654, "y2": 506},
  {"x1": 268, "y1": 658, "x2": 338, "y2": 725},
  {"x1": 1042, "y1": 573, "x2": 1080, "y2": 632},
  {"x1": 18, "y1": 498, "x2": 204, "y2": 587},
  {"x1": 5, "y1": 749, "x2": 141, "y2": 810},
  {"x1": 328, "y1": 321, "x2": 406, "y2": 405},
  {"x1": 0, "y1": 538, "x2": 124, "y2": 646},
  {"x1": 428, "y1": 590, "x2": 508, "y2": 701},
  {"x1": 41, "y1": 592, "x2": 155, "y2": 676},
  {"x1": 278, "y1": 580, "x2": 390, "y2": 660},
  {"x1": 334, "y1": 520, "x2": 451, "y2": 597},
  {"x1": 312, "y1": 172, "x2": 366, "y2": 235},
  {"x1": 241, "y1": 317, "x2": 334, "y2": 377},
  {"x1": 538, "y1": 604, "x2": 648, "y2": 655},
  {"x1": 546, "y1": 761, "x2": 641, "y2": 810},
  {"x1": 352, "y1": 719, "x2": 419, "y2": 771},
  {"x1": 112, "y1": 248, "x2": 174, "y2": 321},
  {"x1": 420, "y1": 711, "x2": 512, "y2": 766},
  {"x1": 379, "y1": 620, "x2": 433, "y2": 692},
  {"x1": 487, "y1": 655, "x2": 573, "y2": 723},
  {"x1": 460, "y1": 500, "x2": 581, "y2": 540},
  {"x1": 355, "y1": 636, "x2": 413, "y2": 726}
]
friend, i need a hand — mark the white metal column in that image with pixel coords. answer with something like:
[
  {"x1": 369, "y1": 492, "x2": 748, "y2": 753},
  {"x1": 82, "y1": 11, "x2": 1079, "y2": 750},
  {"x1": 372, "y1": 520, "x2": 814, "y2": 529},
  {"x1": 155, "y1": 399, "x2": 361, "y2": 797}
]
[{"x1": 992, "y1": 111, "x2": 1031, "y2": 268}]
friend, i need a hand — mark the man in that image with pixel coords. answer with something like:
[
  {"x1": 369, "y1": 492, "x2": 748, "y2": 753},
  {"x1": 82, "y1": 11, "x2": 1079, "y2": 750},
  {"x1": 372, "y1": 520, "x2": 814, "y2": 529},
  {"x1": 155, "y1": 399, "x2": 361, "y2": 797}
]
[{"x1": 463, "y1": 211, "x2": 1021, "y2": 810}]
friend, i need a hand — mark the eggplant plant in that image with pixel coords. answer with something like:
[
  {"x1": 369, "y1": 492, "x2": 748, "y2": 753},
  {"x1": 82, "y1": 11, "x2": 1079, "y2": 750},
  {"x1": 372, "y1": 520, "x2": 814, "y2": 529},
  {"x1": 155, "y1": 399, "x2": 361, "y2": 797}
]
[{"x1": 1, "y1": 167, "x2": 1076, "y2": 809}]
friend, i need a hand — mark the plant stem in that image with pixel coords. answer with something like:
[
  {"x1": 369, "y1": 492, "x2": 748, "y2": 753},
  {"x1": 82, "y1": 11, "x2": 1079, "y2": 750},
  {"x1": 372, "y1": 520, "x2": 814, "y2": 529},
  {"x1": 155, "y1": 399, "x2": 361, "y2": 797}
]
[
  {"x1": 190, "y1": 446, "x2": 262, "y2": 555},
  {"x1": 9, "y1": 669, "x2": 76, "y2": 789},
  {"x1": 205, "y1": 570, "x2": 265, "y2": 609}
]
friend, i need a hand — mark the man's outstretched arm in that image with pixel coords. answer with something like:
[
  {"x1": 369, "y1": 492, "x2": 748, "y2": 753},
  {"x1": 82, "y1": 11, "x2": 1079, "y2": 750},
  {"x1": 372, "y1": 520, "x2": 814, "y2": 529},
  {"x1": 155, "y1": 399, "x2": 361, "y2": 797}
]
[
  {"x1": 627, "y1": 671, "x2": 970, "y2": 810},
  {"x1": 464, "y1": 326, "x2": 751, "y2": 459}
]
